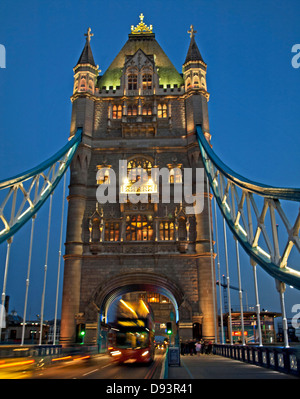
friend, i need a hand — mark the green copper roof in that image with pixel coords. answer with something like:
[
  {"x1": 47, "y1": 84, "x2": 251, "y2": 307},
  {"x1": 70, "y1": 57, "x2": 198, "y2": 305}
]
[{"x1": 97, "y1": 33, "x2": 183, "y2": 89}]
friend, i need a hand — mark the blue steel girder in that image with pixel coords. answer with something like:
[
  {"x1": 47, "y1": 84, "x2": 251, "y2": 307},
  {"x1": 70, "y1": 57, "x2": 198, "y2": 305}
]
[
  {"x1": 0, "y1": 129, "x2": 82, "y2": 244},
  {"x1": 196, "y1": 125, "x2": 300, "y2": 290}
]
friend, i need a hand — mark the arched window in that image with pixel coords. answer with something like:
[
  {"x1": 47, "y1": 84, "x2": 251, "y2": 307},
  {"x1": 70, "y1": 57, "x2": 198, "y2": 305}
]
[
  {"x1": 112, "y1": 105, "x2": 122, "y2": 119},
  {"x1": 105, "y1": 222, "x2": 120, "y2": 241},
  {"x1": 126, "y1": 215, "x2": 153, "y2": 241},
  {"x1": 97, "y1": 168, "x2": 111, "y2": 184},
  {"x1": 88, "y1": 78, "x2": 94, "y2": 91},
  {"x1": 159, "y1": 221, "x2": 175, "y2": 240},
  {"x1": 169, "y1": 168, "x2": 182, "y2": 184},
  {"x1": 128, "y1": 74, "x2": 137, "y2": 90},
  {"x1": 193, "y1": 72, "x2": 199, "y2": 88},
  {"x1": 142, "y1": 74, "x2": 152, "y2": 90},
  {"x1": 157, "y1": 104, "x2": 167, "y2": 118},
  {"x1": 79, "y1": 75, "x2": 87, "y2": 91},
  {"x1": 74, "y1": 78, "x2": 79, "y2": 92},
  {"x1": 186, "y1": 78, "x2": 191, "y2": 90},
  {"x1": 142, "y1": 104, "x2": 152, "y2": 116},
  {"x1": 127, "y1": 104, "x2": 138, "y2": 116},
  {"x1": 127, "y1": 158, "x2": 153, "y2": 182}
]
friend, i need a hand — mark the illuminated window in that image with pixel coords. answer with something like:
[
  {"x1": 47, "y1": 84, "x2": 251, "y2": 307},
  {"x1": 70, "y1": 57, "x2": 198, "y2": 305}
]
[
  {"x1": 88, "y1": 78, "x2": 94, "y2": 91},
  {"x1": 169, "y1": 168, "x2": 182, "y2": 184},
  {"x1": 112, "y1": 105, "x2": 122, "y2": 119},
  {"x1": 161, "y1": 295, "x2": 170, "y2": 303},
  {"x1": 126, "y1": 215, "x2": 153, "y2": 241},
  {"x1": 105, "y1": 222, "x2": 120, "y2": 242},
  {"x1": 79, "y1": 75, "x2": 87, "y2": 91},
  {"x1": 157, "y1": 104, "x2": 167, "y2": 118},
  {"x1": 159, "y1": 221, "x2": 175, "y2": 241},
  {"x1": 186, "y1": 78, "x2": 191, "y2": 90},
  {"x1": 128, "y1": 74, "x2": 137, "y2": 90},
  {"x1": 142, "y1": 104, "x2": 152, "y2": 116},
  {"x1": 142, "y1": 74, "x2": 152, "y2": 90},
  {"x1": 74, "y1": 78, "x2": 79, "y2": 92},
  {"x1": 147, "y1": 293, "x2": 159, "y2": 303},
  {"x1": 127, "y1": 105, "x2": 138, "y2": 116},
  {"x1": 193, "y1": 73, "x2": 199, "y2": 88},
  {"x1": 97, "y1": 168, "x2": 111, "y2": 184},
  {"x1": 127, "y1": 158, "x2": 152, "y2": 181}
]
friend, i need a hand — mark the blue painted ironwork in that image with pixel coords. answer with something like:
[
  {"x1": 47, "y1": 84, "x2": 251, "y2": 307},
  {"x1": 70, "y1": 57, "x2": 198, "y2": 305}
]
[
  {"x1": 0, "y1": 129, "x2": 82, "y2": 244},
  {"x1": 196, "y1": 125, "x2": 300, "y2": 290}
]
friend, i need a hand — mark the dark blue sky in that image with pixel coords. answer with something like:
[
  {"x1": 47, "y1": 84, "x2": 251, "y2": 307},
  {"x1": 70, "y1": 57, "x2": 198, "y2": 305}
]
[{"x1": 0, "y1": 0, "x2": 299, "y2": 322}]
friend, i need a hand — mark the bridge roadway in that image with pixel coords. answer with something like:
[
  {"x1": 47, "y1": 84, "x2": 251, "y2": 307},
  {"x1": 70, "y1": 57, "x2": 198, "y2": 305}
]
[
  {"x1": 10, "y1": 352, "x2": 165, "y2": 380},
  {"x1": 1, "y1": 350, "x2": 297, "y2": 380}
]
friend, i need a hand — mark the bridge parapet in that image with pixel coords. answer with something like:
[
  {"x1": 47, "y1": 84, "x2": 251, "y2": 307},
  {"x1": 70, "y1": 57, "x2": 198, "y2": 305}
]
[{"x1": 214, "y1": 344, "x2": 300, "y2": 378}]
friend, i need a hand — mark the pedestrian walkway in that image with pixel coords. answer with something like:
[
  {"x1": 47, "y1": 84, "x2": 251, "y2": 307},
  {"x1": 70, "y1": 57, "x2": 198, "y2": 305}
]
[{"x1": 167, "y1": 354, "x2": 298, "y2": 379}]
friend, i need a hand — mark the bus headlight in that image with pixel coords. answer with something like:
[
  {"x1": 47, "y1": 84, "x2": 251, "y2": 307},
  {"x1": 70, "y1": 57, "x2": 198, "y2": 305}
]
[{"x1": 111, "y1": 350, "x2": 121, "y2": 356}]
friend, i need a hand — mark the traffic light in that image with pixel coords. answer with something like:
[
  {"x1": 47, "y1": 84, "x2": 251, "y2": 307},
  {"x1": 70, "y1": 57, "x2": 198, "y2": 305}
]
[
  {"x1": 77, "y1": 323, "x2": 86, "y2": 343},
  {"x1": 166, "y1": 322, "x2": 172, "y2": 335}
]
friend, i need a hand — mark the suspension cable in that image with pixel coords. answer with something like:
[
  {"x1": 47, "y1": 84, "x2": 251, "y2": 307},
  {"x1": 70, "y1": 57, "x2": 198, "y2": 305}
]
[
  {"x1": 0, "y1": 237, "x2": 13, "y2": 341},
  {"x1": 207, "y1": 177, "x2": 218, "y2": 342},
  {"x1": 252, "y1": 263, "x2": 263, "y2": 346},
  {"x1": 214, "y1": 197, "x2": 224, "y2": 344},
  {"x1": 234, "y1": 238, "x2": 245, "y2": 345},
  {"x1": 39, "y1": 193, "x2": 53, "y2": 345},
  {"x1": 53, "y1": 172, "x2": 67, "y2": 345},
  {"x1": 21, "y1": 215, "x2": 36, "y2": 345},
  {"x1": 223, "y1": 217, "x2": 233, "y2": 345}
]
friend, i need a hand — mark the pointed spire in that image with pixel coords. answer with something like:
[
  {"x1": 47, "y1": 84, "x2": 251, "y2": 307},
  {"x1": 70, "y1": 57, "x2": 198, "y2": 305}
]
[
  {"x1": 184, "y1": 25, "x2": 205, "y2": 65},
  {"x1": 77, "y1": 27, "x2": 96, "y2": 66}
]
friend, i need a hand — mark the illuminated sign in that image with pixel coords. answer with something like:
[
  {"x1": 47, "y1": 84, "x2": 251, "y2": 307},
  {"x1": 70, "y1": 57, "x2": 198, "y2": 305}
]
[{"x1": 232, "y1": 331, "x2": 248, "y2": 336}]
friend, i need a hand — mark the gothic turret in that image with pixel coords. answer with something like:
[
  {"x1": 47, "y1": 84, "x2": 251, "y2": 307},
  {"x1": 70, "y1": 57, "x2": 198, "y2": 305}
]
[
  {"x1": 183, "y1": 25, "x2": 210, "y2": 138},
  {"x1": 183, "y1": 25, "x2": 208, "y2": 93},
  {"x1": 73, "y1": 28, "x2": 99, "y2": 95}
]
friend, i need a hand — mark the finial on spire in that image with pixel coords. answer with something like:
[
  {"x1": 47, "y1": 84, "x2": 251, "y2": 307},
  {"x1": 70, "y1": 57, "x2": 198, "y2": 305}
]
[
  {"x1": 85, "y1": 27, "x2": 94, "y2": 43},
  {"x1": 131, "y1": 13, "x2": 153, "y2": 34},
  {"x1": 187, "y1": 25, "x2": 197, "y2": 38}
]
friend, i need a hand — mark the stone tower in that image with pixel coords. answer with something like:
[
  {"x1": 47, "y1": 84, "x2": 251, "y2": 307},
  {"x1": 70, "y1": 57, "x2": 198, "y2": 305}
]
[{"x1": 60, "y1": 15, "x2": 216, "y2": 347}]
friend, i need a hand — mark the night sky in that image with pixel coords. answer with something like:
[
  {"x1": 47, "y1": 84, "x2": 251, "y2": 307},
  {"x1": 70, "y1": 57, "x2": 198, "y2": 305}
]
[{"x1": 0, "y1": 0, "x2": 299, "y2": 323}]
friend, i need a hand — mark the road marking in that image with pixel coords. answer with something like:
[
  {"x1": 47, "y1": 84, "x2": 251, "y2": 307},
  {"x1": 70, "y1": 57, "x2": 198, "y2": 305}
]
[
  {"x1": 82, "y1": 368, "x2": 99, "y2": 376},
  {"x1": 100, "y1": 363, "x2": 112, "y2": 369},
  {"x1": 181, "y1": 359, "x2": 195, "y2": 379}
]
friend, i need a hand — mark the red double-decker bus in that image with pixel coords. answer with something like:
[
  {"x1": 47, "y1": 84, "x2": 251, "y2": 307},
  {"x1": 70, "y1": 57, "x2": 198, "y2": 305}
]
[{"x1": 108, "y1": 299, "x2": 155, "y2": 364}]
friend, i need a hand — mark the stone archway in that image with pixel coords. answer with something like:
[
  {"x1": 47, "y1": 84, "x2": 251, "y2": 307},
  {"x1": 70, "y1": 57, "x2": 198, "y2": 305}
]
[{"x1": 83, "y1": 271, "x2": 185, "y2": 345}]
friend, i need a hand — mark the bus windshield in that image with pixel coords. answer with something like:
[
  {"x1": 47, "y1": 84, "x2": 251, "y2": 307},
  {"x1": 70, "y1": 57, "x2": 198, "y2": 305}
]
[{"x1": 116, "y1": 331, "x2": 149, "y2": 349}]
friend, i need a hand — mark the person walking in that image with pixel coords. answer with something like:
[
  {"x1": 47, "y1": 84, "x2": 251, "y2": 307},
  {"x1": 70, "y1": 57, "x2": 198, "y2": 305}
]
[
  {"x1": 207, "y1": 340, "x2": 212, "y2": 355},
  {"x1": 195, "y1": 341, "x2": 201, "y2": 356}
]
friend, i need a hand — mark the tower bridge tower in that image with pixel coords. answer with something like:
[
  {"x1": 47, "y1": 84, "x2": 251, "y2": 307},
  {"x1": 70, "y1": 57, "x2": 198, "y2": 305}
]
[{"x1": 60, "y1": 16, "x2": 216, "y2": 346}]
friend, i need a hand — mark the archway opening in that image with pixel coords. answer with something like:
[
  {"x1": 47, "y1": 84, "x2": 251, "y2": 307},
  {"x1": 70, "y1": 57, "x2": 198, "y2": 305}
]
[{"x1": 96, "y1": 279, "x2": 183, "y2": 353}]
